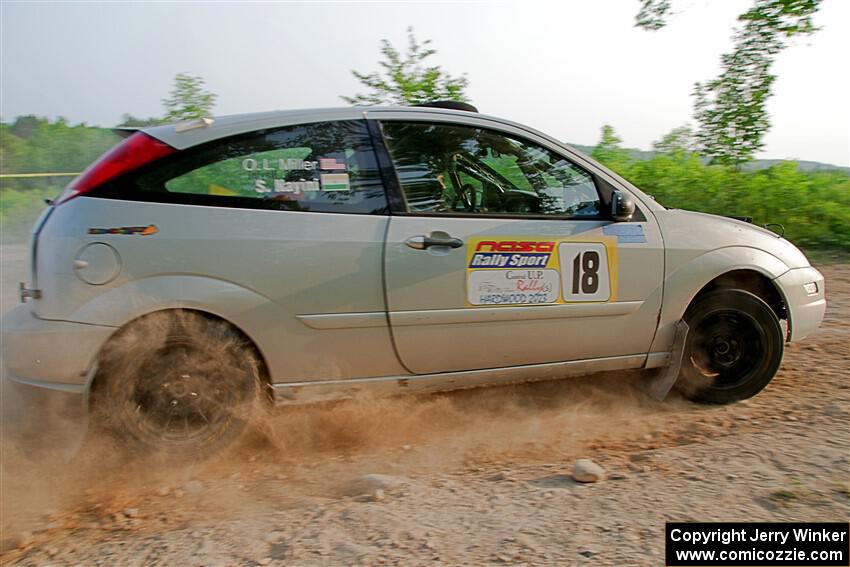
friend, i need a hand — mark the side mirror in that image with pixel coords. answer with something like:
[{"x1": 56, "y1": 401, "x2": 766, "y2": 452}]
[{"x1": 611, "y1": 191, "x2": 635, "y2": 222}]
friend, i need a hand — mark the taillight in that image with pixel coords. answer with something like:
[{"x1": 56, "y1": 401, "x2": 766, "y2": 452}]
[{"x1": 55, "y1": 132, "x2": 176, "y2": 204}]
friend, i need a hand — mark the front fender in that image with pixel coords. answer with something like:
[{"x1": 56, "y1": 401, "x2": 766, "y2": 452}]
[
  {"x1": 649, "y1": 246, "x2": 790, "y2": 353},
  {"x1": 61, "y1": 275, "x2": 282, "y2": 383}
]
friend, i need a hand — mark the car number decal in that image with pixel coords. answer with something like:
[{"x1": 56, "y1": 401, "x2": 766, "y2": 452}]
[
  {"x1": 558, "y1": 242, "x2": 611, "y2": 302},
  {"x1": 466, "y1": 237, "x2": 617, "y2": 306}
]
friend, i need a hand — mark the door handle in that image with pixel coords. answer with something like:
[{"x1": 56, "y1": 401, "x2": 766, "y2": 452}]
[{"x1": 405, "y1": 234, "x2": 464, "y2": 250}]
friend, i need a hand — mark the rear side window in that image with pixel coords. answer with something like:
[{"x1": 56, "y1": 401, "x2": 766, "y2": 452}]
[{"x1": 132, "y1": 120, "x2": 388, "y2": 214}]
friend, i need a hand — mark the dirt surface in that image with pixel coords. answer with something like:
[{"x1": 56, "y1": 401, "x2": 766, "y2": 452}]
[{"x1": 1, "y1": 245, "x2": 848, "y2": 566}]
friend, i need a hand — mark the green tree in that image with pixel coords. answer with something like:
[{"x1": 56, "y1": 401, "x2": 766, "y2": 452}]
[
  {"x1": 1, "y1": 117, "x2": 121, "y2": 237},
  {"x1": 8, "y1": 115, "x2": 43, "y2": 140},
  {"x1": 636, "y1": 0, "x2": 822, "y2": 166},
  {"x1": 162, "y1": 73, "x2": 217, "y2": 122},
  {"x1": 117, "y1": 113, "x2": 163, "y2": 127},
  {"x1": 635, "y1": 0, "x2": 671, "y2": 30},
  {"x1": 652, "y1": 125, "x2": 695, "y2": 157},
  {"x1": 342, "y1": 27, "x2": 469, "y2": 105},
  {"x1": 590, "y1": 131, "x2": 849, "y2": 250},
  {"x1": 591, "y1": 125, "x2": 630, "y2": 170}
]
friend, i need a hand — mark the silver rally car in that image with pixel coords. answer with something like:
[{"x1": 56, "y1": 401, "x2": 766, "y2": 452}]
[{"x1": 2, "y1": 103, "x2": 826, "y2": 456}]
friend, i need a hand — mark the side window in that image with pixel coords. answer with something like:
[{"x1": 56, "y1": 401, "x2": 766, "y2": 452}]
[
  {"x1": 134, "y1": 120, "x2": 387, "y2": 214},
  {"x1": 381, "y1": 122, "x2": 602, "y2": 218}
]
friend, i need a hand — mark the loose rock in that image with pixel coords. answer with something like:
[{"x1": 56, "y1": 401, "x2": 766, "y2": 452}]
[
  {"x1": 578, "y1": 547, "x2": 598, "y2": 557},
  {"x1": 488, "y1": 470, "x2": 514, "y2": 482},
  {"x1": 572, "y1": 459, "x2": 606, "y2": 483},
  {"x1": 343, "y1": 474, "x2": 408, "y2": 497}
]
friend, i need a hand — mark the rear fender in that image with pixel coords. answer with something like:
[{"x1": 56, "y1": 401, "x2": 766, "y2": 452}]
[{"x1": 62, "y1": 275, "x2": 280, "y2": 384}]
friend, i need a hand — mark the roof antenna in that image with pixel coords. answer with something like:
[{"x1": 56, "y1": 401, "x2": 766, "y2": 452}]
[{"x1": 412, "y1": 101, "x2": 478, "y2": 113}]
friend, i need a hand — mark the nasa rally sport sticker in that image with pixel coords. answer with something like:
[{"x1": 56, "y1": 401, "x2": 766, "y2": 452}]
[{"x1": 466, "y1": 237, "x2": 617, "y2": 306}]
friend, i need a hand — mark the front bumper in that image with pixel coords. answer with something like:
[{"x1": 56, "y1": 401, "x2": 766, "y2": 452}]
[
  {"x1": 774, "y1": 266, "x2": 827, "y2": 342},
  {"x1": 1, "y1": 305, "x2": 116, "y2": 458}
]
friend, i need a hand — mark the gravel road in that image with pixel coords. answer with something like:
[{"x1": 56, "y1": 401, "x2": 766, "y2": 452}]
[{"x1": 1, "y1": 244, "x2": 847, "y2": 566}]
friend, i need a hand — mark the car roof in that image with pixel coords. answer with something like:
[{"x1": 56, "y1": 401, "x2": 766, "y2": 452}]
[{"x1": 143, "y1": 105, "x2": 507, "y2": 150}]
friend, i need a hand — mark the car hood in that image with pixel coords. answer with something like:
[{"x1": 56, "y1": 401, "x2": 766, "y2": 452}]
[{"x1": 655, "y1": 209, "x2": 811, "y2": 270}]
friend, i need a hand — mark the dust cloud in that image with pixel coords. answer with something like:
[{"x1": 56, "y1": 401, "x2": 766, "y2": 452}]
[
  {"x1": 2, "y1": 362, "x2": 682, "y2": 539},
  {"x1": 256, "y1": 370, "x2": 674, "y2": 464}
]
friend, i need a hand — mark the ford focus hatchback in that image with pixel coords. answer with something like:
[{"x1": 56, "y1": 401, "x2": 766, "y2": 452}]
[{"x1": 2, "y1": 104, "x2": 826, "y2": 456}]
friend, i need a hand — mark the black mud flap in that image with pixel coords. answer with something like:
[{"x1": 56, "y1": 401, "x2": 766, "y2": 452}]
[{"x1": 644, "y1": 320, "x2": 689, "y2": 401}]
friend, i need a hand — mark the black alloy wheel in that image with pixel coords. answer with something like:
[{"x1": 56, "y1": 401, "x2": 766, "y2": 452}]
[{"x1": 678, "y1": 289, "x2": 784, "y2": 404}]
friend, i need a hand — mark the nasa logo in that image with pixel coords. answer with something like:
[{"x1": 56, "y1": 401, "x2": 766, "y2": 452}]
[{"x1": 475, "y1": 241, "x2": 555, "y2": 253}]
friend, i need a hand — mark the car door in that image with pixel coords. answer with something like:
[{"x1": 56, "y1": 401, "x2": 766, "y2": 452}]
[{"x1": 376, "y1": 115, "x2": 665, "y2": 375}]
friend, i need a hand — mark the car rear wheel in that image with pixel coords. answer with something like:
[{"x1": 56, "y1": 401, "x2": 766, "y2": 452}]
[
  {"x1": 677, "y1": 289, "x2": 784, "y2": 404},
  {"x1": 93, "y1": 311, "x2": 263, "y2": 458}
]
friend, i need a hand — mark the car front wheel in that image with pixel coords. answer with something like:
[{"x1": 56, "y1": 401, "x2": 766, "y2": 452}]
[{"x1": 677, "y1": 289, "x2": 784, "y2": 404}]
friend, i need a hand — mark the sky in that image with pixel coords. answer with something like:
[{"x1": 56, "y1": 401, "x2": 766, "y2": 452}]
[{"x1": 1, "y1": 0, "x2": 848, "y2": 166}]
